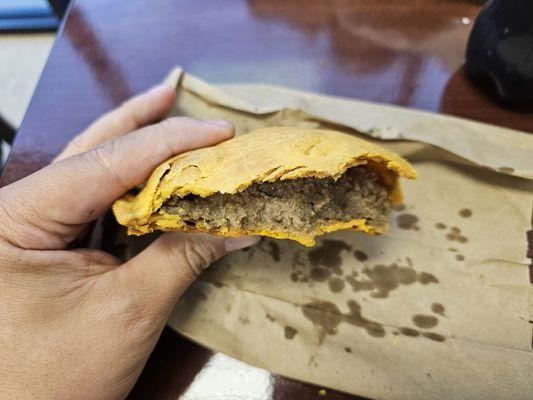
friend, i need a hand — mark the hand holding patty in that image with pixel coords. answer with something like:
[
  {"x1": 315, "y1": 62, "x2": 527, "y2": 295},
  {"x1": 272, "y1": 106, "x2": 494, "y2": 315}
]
[{"x1": 0, "y1": 85, "x2": 258, "y2": 400}]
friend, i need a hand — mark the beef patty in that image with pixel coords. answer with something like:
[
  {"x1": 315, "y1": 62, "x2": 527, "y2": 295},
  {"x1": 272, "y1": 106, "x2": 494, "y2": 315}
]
[{"x1": 162, "y1": 166, "x2": 390, "y2": 233}]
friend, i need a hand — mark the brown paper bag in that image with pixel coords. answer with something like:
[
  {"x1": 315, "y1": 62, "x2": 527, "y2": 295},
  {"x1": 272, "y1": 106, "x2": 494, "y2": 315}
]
[{"x1": 124, "y1": 68, "x2": 533, "y2": 400}]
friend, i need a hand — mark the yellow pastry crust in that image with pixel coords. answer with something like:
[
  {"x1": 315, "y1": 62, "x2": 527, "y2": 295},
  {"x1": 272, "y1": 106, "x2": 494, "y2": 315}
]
[{"x1": 112, "y1": 127, "x2": 416, "y2": 246}]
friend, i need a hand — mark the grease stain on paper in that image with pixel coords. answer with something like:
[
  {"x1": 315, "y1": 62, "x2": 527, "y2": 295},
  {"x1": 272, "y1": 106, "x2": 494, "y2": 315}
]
[
  {"x1": 301, "y1": 299, "x2": 386, "y2": 342},
  {"x1": 399, "y1": 327, "x2": 420, "y2": 337},
  {"x1": 396, "y1": 213, "x2": 420, "y2": 231},
  {"x1": 399, "y1": 327, "x2": 446, "y2": 342},
  {"x1": 284, "y1": 326, "x2": 298, "y2": 339},
  {"x1": 431, "y1": 303, "x2": 446, "y2": 316},
  {"x1": 446, "y1": 226, "x2": 468, "y2": 243},
  {"x1": 344, "y1": 300, "x2": 386, "y2": 337},
  {"x1": 354, "y1": 249, "x2": 368, "y2": 261},
  {"x1": 459, "y1": 208, "x2": 472, "y2": 218},
  {"x1": 310, "y1": 267, "x2": 331, "y2": 282},
  {"x1": 412, "y1": 314, "x2": 439, "y2": 329},
  {"x1": 292, "y1": 250, "x2": 306, "y2": 267},
  {"x1": 307, "y1": 239, "x2": 351, "y2": 275},
  {"x1": 266, "y1": 313, "x2": 276, "y2": 322},
  {"x1": 268, "y1": 241, "x2": 281, "y2": 262},
  {"x1": 344, "y1": 263, "x2": 438, "y2": 297},
  {"x1": 327, "y1": 276, "x2": 345, "y2": 293},
  {"x1": 422, "y1": 332, "x2": 446, "y2": 342},
  {"x1": 417, "y1": 272, "x2": 439, "y2": 285},
  {"x1": 301, "y1": 300, "x2": 343, "y2": 343}
]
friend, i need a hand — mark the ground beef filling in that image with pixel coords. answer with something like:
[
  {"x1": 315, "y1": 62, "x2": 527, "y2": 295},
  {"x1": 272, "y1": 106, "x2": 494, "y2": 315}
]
[{"x1": 162, "y1": 166, "x2": 391, "y2": 233}]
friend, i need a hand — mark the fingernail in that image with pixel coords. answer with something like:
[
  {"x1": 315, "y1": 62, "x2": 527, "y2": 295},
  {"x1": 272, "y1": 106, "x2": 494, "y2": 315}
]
[
  {"x1": 224, "y1": 236, "x2": 261, "y2": 252},
  {"x1": 204, "y1": 119, "x2": 234, "y2": 128},
  {"x1": 150, "y1": 83, "x2": 175, "y2": 93}
]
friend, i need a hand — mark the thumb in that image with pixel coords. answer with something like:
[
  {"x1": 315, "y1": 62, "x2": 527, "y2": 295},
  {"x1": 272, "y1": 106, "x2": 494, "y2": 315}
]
[{"x1": 118, "y1": 233, "x2": 259, "y2": 309}]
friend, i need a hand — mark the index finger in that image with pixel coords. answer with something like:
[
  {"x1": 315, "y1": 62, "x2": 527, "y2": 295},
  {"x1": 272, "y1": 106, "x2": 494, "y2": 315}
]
[
  {"x1": 0, "y1": 118, "x2": 234, "y2": 249},
  {"x1": 55, "y1": 84, "x2": 176, "y2": 161}
]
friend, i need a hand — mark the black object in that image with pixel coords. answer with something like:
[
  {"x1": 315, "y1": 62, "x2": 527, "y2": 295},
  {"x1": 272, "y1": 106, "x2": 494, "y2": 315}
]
[
  {"x1": 0, "y1": 115, "x2": 15, "y2": 171},
  {"x1": 466, "y1": 0, "x2": 533, "y2": 104},
  {"x1": 48, "y1": 0, "x2": 70, "y2": 19},
  {"x1": 0, "y1": 116, "x2": 15, "y2": 145}
]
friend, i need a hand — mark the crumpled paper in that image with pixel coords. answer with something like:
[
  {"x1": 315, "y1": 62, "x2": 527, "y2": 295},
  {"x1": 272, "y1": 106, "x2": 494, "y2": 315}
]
[{"x1": 120, "y1": 68, "x2": 533, "y2": 400}]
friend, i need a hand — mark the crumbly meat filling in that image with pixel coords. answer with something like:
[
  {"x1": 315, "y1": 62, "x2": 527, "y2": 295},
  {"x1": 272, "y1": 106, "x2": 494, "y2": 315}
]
[{"x1": 162, "y1": 166, "x2": 391, "y2": 233}]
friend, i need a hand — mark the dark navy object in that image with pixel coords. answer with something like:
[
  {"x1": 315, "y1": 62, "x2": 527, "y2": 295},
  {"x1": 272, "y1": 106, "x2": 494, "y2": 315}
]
[{"x1": 466, "y1": 0, "x2": 533, "y2": 104}]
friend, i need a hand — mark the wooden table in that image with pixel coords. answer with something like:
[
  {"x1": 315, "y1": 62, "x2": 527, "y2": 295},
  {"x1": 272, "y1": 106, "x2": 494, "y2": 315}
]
[{"x1": 2, "y1": 0, "x2": 529, "y2": 398}]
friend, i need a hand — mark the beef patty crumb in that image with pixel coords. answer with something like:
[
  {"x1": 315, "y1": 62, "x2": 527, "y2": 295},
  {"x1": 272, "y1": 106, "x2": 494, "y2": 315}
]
[{"x1": 162, "y1": 166, "x2": 391, "y2": 233}]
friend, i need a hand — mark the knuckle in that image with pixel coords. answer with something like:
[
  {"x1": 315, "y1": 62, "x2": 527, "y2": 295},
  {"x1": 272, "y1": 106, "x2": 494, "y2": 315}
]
[
  {"x1": 91, "y1": 141, "x2": 114, "y2": 167},
  {"x1": 167, "y1": 116, "x2": 194, "y2": 124},
  {"x1": 157, "y1": 117, "x2": 180, "y2": 132},
  {"x1": 87, "y1": 143, "x2": 130, "y2": 190},
  {"x1": 0, "y1": 192, "x2": 55, "y2": 249},
  {"x1": 158, "y1": 235, "x2": 223, "y2": 279},
  {"x1": 159, "y1": 116, "x2": 196, "y2": 131},
  {"x1": 63, "y1": 134, "x2": 86, "y2": 157},
  {"x1": 110, "y1": 289, "x2": 150, "y2": 327},
  {"x1": 179, "y1": 239, "x2": 222, "y2": 276}
]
